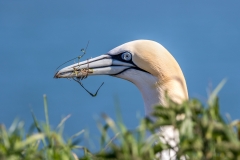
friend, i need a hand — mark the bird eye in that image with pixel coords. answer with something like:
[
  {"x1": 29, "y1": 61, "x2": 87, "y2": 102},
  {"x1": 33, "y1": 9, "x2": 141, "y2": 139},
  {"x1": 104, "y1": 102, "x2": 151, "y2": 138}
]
[{"x1": 121, "y1": 52, "x2": 132, "y2": 61}]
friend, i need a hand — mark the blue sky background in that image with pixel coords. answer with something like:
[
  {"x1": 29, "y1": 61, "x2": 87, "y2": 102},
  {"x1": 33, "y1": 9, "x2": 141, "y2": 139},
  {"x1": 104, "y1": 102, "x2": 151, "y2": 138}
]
[{"x1": 1, "y1": 1, "x2": 240, "y2": 151}]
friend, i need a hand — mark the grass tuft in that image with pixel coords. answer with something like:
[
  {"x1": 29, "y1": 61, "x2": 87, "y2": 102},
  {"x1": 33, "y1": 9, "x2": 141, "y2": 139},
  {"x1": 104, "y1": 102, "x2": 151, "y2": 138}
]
[{"x1": 0, "y1": 89, "x2": 240, "y2": 159}]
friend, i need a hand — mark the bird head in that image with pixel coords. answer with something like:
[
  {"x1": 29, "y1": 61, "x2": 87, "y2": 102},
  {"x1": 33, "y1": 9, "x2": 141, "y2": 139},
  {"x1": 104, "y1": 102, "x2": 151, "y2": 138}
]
[{"x1": 54, "y1": 40, "x2": 188, "y2": 115}]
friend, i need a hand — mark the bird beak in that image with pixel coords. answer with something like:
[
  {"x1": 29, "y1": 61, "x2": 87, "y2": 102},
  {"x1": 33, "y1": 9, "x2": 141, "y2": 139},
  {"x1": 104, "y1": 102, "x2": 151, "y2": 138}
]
[{"x1": 54, "y1": 54, "x2": 134, "y2": 78}]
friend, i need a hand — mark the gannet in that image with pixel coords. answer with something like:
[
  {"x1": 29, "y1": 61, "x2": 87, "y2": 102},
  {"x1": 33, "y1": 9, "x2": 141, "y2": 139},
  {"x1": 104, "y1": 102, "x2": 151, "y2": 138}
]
[{"x1": 54, "y1": 40, "x2": 188, "y2": 159}]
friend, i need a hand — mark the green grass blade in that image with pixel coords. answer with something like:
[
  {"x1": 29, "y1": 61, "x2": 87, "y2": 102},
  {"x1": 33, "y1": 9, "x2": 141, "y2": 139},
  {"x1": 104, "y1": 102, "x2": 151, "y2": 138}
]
[
  {"x1": 43, "y1": 94, "x2": 50, "y2": 132},
  {"x1": 208, "y1": 79, "x2": 227, "y2": 106}
]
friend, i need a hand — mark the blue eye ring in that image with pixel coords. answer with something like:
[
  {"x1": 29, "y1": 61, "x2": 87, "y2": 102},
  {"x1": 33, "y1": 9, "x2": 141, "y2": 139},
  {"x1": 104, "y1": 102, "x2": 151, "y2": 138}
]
[{"x1": 121, "y1": 52, "x2": 132, "y2": 61}]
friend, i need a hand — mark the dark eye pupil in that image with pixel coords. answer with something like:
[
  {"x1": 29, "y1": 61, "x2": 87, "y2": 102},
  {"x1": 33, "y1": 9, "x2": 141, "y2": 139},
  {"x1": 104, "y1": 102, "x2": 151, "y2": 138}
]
[{"x1": 121, "y1": 52, "x2": 131, "y2": 61}]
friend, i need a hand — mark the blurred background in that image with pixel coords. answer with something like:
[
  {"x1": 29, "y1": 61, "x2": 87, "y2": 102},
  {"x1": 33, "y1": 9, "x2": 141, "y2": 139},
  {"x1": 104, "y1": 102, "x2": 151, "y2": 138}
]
[{"x1": 1, "y1": 1, "x2": 240, "y2": 151}]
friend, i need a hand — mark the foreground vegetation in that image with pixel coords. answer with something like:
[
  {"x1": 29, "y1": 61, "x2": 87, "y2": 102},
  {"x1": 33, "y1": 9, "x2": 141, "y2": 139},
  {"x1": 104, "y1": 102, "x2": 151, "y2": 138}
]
[{"x1": 1, "y1": 83, "x2": 240, "y2": 160}]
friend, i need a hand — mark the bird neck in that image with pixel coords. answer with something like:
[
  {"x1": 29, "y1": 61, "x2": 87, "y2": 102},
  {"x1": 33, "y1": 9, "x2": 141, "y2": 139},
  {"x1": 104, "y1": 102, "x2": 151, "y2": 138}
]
[
  {"x1": 118, "y1": 70, "x2": 165, "y2": 117},
  {"x1": 136, "y1": 78, "x2": 164, "y2": 117},
  {"x1": 117, "y1": 69, "x2": 187, "y2": 159},
  {"x1": 133, "y1": 74, "x2": 187, "y2": 118},
  {"x1": 116, "y1": 70, "x2": 187, "y2": 117},
  {"x1": 139, "y1": 80, "x2": 188, "y2": 118}
]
